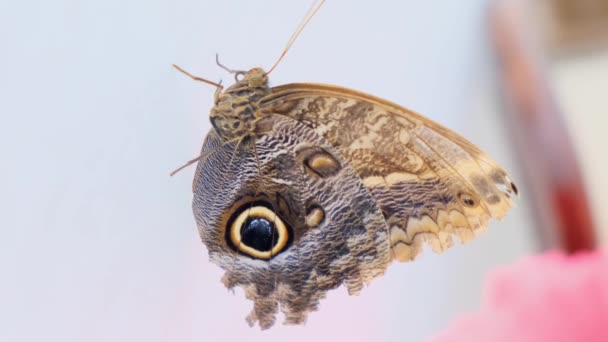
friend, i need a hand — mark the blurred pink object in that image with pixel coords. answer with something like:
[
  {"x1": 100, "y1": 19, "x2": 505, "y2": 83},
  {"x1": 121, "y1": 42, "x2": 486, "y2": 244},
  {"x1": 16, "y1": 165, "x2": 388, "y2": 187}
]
[{"x1": 432, "y1": 250, "x2": 608, "y2": 342}]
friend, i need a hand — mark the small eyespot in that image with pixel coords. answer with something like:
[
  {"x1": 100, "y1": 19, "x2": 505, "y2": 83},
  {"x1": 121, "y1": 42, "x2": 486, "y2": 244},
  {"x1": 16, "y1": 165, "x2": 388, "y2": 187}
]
[
  {"x1": 304, "y1": 151, "x2": 340, "y2": 178},
  {"x1": 458, "y1": 192, "x2": 478, "y2": 207},
  {"x1": 229, "y1": 206, "x2": 289, "y2": 259},
  {"x1": 305, "y1": 205, "x2": 325, "y2": 227},
  {"x1": 510, "y1": 182, "x2": 519, "y2": 195}
]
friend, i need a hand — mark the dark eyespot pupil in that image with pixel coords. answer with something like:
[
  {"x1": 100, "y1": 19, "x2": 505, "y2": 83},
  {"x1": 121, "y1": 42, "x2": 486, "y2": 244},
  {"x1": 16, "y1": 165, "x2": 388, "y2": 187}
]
[
  {"x1": 463, "y1": 198, "x2": 475, "y2": 206},
  {"x1": 240, "y1": 217, "x2": 278, "y2": 252}
]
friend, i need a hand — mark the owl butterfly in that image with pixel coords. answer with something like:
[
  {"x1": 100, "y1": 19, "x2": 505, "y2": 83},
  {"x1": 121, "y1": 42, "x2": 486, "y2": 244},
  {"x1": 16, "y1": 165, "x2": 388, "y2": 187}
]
[{"x1": 174, "y1": 0, "x2": 517, "y2": 330}]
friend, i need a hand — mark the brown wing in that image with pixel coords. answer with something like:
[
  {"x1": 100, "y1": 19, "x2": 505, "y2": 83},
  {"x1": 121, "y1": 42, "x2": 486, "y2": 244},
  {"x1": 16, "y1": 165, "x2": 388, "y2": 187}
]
[
  {"x1": 259, "y1": 83, "x2": 518, "y2": 262},
  {"x1": 192, "y1": 115, "x2": 391, "y2": 328}
]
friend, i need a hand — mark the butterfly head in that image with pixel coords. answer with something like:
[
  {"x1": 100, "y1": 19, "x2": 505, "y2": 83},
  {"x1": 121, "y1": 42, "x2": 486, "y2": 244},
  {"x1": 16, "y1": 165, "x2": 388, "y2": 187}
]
[{"x1": 241, "y1": 67, "x2": 268, "y2": 88}]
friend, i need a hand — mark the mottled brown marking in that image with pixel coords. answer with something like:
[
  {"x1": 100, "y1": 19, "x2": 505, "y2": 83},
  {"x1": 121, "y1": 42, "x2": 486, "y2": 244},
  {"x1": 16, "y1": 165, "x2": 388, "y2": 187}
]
[{"x1": 270, "y1": 99, "x2": 299, "y2": 114}]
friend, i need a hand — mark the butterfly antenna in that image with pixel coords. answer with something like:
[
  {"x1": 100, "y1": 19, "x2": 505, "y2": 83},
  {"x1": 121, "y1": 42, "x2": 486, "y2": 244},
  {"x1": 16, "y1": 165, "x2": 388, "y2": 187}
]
[
  {"x1": 216, "y1": 54, "x2": 247, "y2": 81},
  {"x1": 170, "y1": 155, "x2": 205, "y2": 177},
  {"x1": 216, "y1": 53, "x2": 236, "y2": 73},
  {"x1": 265, "y1": 0, "x2": 326, "y2": 75},
  {"x1": 172, "y1": 64, "x2": 223, "y2": 90},
  {"x1": 170, "y1": 137, "x2": 242, "y2": 176}
]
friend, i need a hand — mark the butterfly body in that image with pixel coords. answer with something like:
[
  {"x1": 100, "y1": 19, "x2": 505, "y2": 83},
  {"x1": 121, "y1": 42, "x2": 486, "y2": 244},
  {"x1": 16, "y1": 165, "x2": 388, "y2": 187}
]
[
  {"x1": 209, "y1": 68, "x2": 270, "y2": 139},
  {"x1": 189, "y1": 67, "x2": 517, "y2": 329}
]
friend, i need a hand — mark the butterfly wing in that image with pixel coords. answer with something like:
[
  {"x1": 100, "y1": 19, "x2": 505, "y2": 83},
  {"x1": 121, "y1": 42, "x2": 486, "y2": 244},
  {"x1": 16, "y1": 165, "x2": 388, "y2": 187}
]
[
  {"x1": 259, "y1": 83, "x2": 518, "y2": 262},
  {"x1": 192, "y1": 115, "x2": 391, "y2": 329}
]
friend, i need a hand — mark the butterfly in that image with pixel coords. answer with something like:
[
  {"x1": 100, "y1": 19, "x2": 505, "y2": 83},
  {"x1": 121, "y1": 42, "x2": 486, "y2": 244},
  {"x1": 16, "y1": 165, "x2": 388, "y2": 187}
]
[{"x1": 173, "y1": 0, "x2": 517, "y2": 330}]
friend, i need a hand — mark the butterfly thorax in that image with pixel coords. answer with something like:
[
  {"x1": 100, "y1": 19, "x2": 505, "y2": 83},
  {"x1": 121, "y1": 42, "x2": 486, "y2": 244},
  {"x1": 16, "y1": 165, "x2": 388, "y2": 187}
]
[{"x1": 210, "y1": 68, "x2": 271, "y2": 139}]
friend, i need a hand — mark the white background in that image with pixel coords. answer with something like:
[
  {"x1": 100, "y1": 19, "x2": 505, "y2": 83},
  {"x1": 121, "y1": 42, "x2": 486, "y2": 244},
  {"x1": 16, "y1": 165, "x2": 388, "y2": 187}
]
[{"x1": 1, "y1": 1, "x2": 536, "y2": 341}]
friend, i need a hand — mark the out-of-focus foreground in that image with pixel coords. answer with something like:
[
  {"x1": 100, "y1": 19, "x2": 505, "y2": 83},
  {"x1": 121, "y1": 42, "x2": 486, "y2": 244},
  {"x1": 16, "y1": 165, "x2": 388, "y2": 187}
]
[{"x1": 494, "y1": 0, "x2": 608, "y2": 248}]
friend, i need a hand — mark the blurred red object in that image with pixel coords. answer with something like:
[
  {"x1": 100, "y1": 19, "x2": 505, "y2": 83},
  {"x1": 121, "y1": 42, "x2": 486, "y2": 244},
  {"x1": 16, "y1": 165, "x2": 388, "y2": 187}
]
[
  {"x1": 432, "y1": 249, "x2": 608, "y2": 342},
  {"x1": 490, "y1": 1, "x2": 597, "y2": 251}
]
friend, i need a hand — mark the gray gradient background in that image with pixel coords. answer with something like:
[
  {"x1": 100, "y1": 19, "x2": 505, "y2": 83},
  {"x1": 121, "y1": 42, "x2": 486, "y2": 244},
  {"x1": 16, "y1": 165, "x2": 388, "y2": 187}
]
[{"x1": 1, "y1": 1, "x2": 536, "y2": 341}]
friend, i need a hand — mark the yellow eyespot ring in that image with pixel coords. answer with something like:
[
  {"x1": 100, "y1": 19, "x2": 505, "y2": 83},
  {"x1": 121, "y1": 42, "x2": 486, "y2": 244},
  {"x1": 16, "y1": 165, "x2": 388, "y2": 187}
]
[{"x1": 229, "y1": 206, "x2": 289, "y2": 259}]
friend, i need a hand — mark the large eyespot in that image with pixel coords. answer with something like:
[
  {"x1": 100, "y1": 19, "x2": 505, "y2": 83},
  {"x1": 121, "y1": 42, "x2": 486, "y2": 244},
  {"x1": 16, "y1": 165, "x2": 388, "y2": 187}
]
[{"x1": 228, "y1": 206, "x2": 289, "y2": 259}]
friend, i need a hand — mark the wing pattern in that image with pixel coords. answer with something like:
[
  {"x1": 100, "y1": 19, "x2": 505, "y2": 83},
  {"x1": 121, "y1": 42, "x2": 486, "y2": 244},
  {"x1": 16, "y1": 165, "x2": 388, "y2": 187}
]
[{"x1": 259, "y1": 83, "x2": 517, "y2": 261}]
